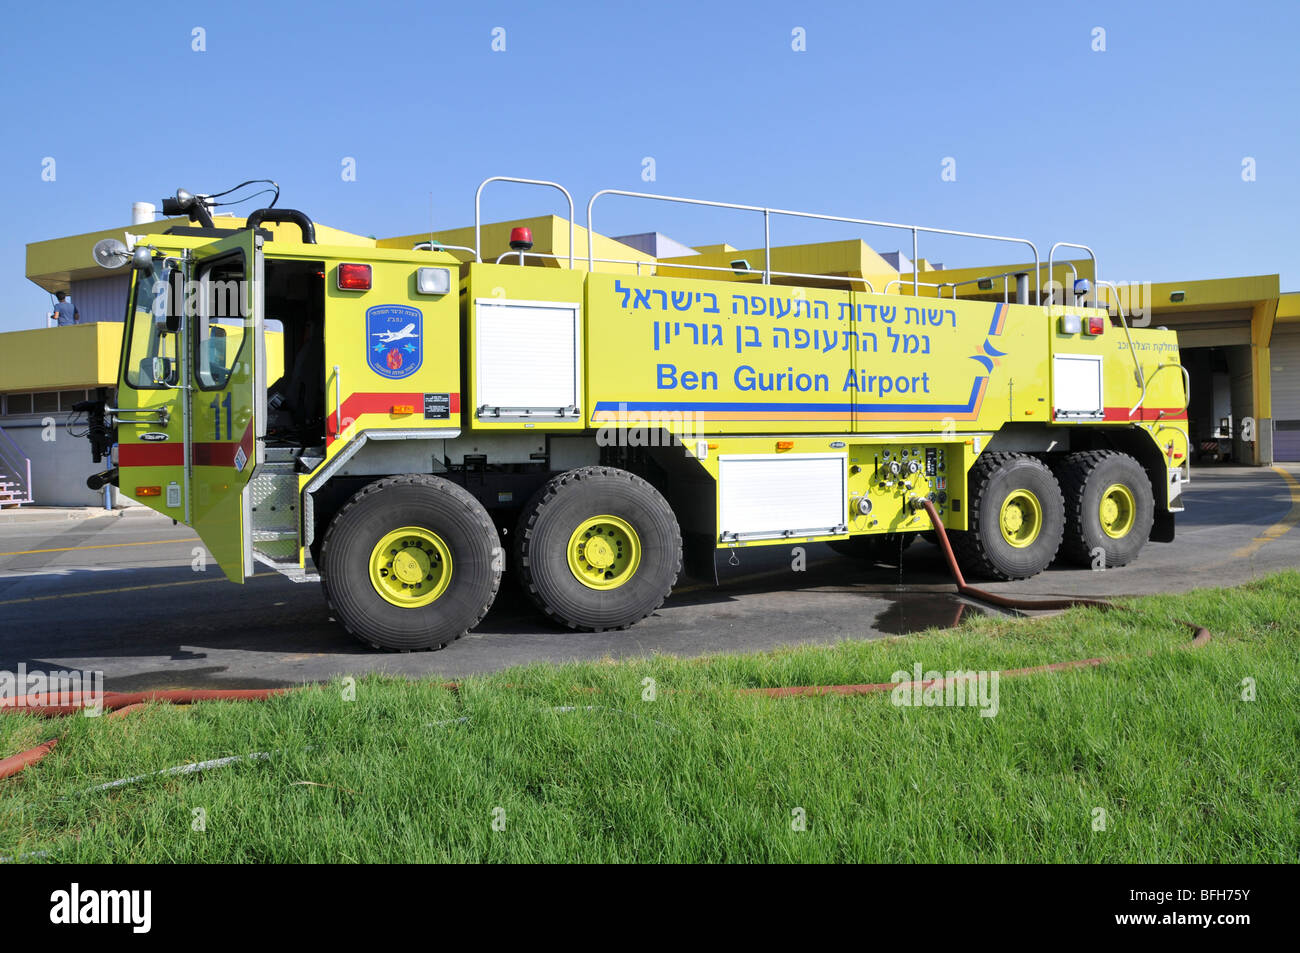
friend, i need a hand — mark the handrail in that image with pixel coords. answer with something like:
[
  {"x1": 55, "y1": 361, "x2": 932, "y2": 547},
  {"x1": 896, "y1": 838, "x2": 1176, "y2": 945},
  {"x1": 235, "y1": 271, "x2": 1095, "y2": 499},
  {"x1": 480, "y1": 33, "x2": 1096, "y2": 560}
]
[
  {"x1": 1128, "y1": 361, "x2": 1190, "y2": 418},
  {"x1": 1047, "y1": 243, "x2": 1095, "y2": 305},
  {"x1": 492, "y1": 250, "x2": 876, "y2": 292},
  {"x1": 0, "y1": 440, "x2": 24, "y2": 471},
  {"x1": 768, "y1": 269, "x2": 874, "y2": 294},
  {"x1": 937, "y1": 271, "x2": 1021, "y2": 302},
  {"x1": 1130, "y1": 362, "x2": 1191, "y2": 419},
  {"x1": 475, "y1": 176, "x2": 574, "y2": 269},
  {"x1": 586, "y1": 187, "x2": 1041, "y2": 298},
  {"x1": 1095, "y1": 280, "x2": 1147, "y2": 411},
  {"x1": 412, "y1": 241, "x2": 479, "y2": 258},
  {"x1": 883, "y1": 278, "x2": 947, "y2": 296},
  {"x1": 0, "y1": 421, "x2": 26, "y2": 459}
]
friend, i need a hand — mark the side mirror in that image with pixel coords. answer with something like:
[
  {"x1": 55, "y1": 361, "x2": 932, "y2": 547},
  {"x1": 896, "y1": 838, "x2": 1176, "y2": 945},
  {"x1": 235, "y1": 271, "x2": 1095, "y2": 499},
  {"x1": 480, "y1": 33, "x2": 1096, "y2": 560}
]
[
  {"x1": 149, "y1": 357, "x2": 170, "y2": 385},
  {"x1": 165, "y1": 311, "x2": 181, "y2": 334}
]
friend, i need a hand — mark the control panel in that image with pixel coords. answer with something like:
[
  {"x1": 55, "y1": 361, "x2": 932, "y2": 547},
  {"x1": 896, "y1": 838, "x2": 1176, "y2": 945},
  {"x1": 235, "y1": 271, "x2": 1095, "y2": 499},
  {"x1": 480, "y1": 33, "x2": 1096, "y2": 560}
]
[{"x1": 845, "y1": 441, "x2": 965, "y2": 535}]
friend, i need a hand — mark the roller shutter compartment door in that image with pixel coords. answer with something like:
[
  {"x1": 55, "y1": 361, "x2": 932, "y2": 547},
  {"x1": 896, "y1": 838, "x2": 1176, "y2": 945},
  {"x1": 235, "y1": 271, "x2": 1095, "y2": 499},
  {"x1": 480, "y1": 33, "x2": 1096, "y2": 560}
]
[{"x1": 1272, "y1": 330, "x2": 1300, "y2": 462}]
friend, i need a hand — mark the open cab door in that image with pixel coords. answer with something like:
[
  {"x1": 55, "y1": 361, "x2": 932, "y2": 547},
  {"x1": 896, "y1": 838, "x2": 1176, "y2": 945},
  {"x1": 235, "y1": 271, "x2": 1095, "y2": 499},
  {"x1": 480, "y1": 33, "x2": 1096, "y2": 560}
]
[
  {"x1": 187, "y1": 231, "x2": 266, "y2": 581},
  {"x1": 115, "y1": 231, "x2": 264, "y2": 582}
]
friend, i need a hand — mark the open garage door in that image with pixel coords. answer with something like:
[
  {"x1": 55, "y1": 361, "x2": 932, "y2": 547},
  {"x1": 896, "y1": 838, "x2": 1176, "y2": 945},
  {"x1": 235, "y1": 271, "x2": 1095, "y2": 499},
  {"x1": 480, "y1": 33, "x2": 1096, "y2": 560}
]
[
  {"x1": 1272, "y1": 329, "x2": 1300, "y2": 462},
  {"x1": 1182, "y1": 345, "x2": 1253, "y2": 463}
]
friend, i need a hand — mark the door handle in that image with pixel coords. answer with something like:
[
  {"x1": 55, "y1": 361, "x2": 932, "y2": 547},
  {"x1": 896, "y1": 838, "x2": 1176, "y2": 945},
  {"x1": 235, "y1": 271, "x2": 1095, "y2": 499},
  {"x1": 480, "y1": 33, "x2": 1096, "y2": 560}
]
[{"x1": 333, "y1": 365, "x2": 342, "y2": 437}]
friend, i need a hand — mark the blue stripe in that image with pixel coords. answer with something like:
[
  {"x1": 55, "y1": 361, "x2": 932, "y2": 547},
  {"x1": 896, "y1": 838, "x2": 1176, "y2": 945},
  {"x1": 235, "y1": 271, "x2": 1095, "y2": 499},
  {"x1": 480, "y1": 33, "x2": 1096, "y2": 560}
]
[
  {"x1": 986, "y1": 303, "x2": 1005, "y2": 336},
  {"x1": 592, "y1": 377, "x2": 986, "y2": 416},
  {"x1": 595, "y1": 399, "x2": 852, "y2": 413}
]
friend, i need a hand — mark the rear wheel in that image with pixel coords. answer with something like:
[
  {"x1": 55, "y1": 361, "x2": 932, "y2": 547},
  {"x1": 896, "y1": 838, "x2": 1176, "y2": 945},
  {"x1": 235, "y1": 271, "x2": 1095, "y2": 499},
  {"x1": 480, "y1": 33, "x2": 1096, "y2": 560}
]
[
  {"x1": 1055, "y1": 451, "x2": 1154, "y2": 568},
  {"x1": 516, "y1": 467, "x2": 681, "y2": 631},
  {"x1": 320, "y1": 474, "x2": 501, "y2": 651},
  {"x1": 950, "y1": 452, "x2": 1065, "y2": 580}
]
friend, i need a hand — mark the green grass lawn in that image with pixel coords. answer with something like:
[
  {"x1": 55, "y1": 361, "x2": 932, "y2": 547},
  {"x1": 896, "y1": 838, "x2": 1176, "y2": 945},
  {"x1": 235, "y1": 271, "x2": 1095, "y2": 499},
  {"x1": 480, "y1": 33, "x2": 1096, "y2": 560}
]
[{"x1": 2, "y1": 572, "x2": 1298, "y2": 863}]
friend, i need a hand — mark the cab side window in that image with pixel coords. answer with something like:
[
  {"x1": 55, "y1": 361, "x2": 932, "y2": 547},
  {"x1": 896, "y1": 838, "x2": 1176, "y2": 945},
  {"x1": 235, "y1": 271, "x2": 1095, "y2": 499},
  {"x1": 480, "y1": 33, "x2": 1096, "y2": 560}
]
[
  {"x1": 195, "y1": 254, "x2": 248, "y2": 390},
  {"x1": 124, "y1": 263, "x2": 179, "y2": 390}
]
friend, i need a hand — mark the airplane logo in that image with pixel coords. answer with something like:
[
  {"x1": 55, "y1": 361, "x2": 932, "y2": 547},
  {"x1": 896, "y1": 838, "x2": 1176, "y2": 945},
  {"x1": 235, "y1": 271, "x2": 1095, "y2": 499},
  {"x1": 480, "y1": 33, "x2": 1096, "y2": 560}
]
[
  {"x1": 372, "y1": 323, "x2": 418, "y2": 344},
  {"x1": 365, "y1": 305, "x2": 423, "y2": 380}
]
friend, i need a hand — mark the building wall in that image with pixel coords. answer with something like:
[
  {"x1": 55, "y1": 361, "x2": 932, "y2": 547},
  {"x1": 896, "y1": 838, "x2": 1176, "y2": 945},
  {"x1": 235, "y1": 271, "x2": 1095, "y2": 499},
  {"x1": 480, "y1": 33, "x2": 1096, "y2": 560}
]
[
  {"x1": 68, "y1": 275, "x2": 130, "y2": 324},
  {"x1": 0, "y1": 404, "x2": 114, "y2": 507},
  {"x1": 0, "y1": 324, "x2": 121, "y2": 391}
]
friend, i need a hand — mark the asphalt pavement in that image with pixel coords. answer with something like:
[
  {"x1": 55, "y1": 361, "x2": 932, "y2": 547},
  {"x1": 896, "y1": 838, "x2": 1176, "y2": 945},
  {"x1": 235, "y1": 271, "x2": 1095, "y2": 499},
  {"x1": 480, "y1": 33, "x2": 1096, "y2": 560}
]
[{"x1": 0, "y1": 465, "x2": 1294, "y2": 688}]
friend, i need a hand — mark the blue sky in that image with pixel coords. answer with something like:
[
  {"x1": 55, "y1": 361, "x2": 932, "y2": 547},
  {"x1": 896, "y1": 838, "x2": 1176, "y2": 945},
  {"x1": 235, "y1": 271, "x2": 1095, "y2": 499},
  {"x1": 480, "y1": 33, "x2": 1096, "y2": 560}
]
[{"x1": 1, "y1": 0, "x2": 1295, "y2": 330}]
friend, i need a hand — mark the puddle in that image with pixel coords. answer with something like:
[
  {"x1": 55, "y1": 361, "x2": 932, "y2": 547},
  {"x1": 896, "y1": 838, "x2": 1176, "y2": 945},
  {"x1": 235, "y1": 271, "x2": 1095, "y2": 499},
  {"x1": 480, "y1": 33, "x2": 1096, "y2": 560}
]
[{"x1": 870, "y1": 591, "x2": 986, "y2": 635}]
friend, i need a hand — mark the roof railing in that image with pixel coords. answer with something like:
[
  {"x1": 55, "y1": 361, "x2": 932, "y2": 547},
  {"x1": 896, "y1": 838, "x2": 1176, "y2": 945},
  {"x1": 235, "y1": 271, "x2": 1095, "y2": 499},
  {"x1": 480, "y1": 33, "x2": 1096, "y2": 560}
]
[
  {"x1": 1047, "y1": 243, "x2": 1096, "y2": 304},
  {"x1": 474, "y1": 176, "x2": 574, "y2": 269},
  {"x1": 412, "y1": 241, "x2": 479, "y2": 258},
  {"x1": 586, "y1": 187, "x2": 1042, "y2": 298},
  {"x1": 883, "y1": 278, "x2": 949, "y2": 296},
  {"x1": 459, "y1": 176, "x2": 1116, "y2": 307},
  {"x1": 493, "y1": 250, "x2": 875, "y2": 293}
]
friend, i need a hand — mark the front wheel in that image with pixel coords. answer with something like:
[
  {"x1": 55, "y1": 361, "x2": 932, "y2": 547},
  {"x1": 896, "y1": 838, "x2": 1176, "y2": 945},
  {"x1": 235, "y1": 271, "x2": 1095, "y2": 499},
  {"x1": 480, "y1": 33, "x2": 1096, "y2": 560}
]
[
  {"x1": 320, "y1": 474, "x2": 502, "y2": 651},
  {"x1": 515, "y1": 467, "x2": 681, "y2": 631}
]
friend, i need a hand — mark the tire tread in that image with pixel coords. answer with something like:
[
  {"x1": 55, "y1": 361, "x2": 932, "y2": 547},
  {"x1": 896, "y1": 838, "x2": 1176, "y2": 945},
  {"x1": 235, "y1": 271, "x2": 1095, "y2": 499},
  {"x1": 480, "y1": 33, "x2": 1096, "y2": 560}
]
[{"x1": 320, "y1": 473, "x2": 501, "y2": 651}]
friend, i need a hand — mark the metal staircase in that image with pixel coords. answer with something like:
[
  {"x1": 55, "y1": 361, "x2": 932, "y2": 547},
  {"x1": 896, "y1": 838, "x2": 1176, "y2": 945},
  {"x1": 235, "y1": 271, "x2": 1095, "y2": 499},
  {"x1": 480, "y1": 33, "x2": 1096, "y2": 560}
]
[{"x1": 0, "y1": 424, "x2": 33, "y2": 508}]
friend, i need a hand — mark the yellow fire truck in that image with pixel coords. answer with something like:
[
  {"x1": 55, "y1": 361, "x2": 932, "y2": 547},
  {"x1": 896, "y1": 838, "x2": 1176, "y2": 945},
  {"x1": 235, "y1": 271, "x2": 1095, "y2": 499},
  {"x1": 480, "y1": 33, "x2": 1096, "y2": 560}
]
[{"x1": 81, "y1": 177, "x2": 1190, "y2": 651}]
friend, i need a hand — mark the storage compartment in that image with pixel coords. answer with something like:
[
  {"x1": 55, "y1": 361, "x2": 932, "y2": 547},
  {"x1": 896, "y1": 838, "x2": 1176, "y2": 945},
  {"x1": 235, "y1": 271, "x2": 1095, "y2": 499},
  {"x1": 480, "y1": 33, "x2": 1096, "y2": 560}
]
[
  {"x1": 1053, "y1": 354, "x2": 1104, "y2": 419},
  {"x1": 472, "y1": 298, "x2": 582, "y2": 422},
  {"x1": 717, "y1": 453, "x2": 848, "y2": 541}
]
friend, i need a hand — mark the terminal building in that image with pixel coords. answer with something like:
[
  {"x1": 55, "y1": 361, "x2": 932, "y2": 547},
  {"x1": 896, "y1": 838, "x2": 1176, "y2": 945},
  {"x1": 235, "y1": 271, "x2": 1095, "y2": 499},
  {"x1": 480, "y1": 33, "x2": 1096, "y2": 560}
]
[{"x1": 3, "y1": 202, "x2": 1296, "y2": 506}]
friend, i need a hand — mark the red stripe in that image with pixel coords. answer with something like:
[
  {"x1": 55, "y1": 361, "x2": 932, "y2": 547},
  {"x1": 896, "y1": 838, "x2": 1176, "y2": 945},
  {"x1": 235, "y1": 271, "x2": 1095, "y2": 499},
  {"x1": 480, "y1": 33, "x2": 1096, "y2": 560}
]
[
  {"x1": 122, "y1": 422, "x2": 256, "y2": 469},
  {"x1": 327, "y1": 392, "x2": 460, "y2": 445},
  {"x1": 119, "y1": 443, "x2": 182, "y2": 467},
  {"x1": 1102, "y1": 406, "x2": 1187, "y2": 422},
  {"x1": 192, "y1": 442, "x2": 238, "y2": 467}
]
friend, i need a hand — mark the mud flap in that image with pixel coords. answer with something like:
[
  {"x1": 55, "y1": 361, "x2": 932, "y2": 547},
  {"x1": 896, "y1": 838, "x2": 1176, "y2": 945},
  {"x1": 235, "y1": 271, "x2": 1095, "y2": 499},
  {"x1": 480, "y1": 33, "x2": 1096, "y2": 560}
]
[
  {"x1": 682, "y1": 533, "x2": 720, "y2": 586},
  {"x1": 1150, "y1": 508, "x2": 1176, "y2": 543}
]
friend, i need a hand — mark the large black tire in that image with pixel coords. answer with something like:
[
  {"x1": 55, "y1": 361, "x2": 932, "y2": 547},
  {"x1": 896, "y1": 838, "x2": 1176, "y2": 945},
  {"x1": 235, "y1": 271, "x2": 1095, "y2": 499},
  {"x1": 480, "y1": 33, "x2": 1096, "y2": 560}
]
[
  {"x1": 515, "y1": 467, "x2": 681, "y2": 631},
  {"x1": 829, "y1": 532, "x2": 916, "y2": 564},
  {"x1": 950, "y1": 452, "x2": 1065, "y2": 580},
  {"x1": 1054, "y1": 450, "x2": 1154, "y2": 568},
  {"x1": 320, "y1": 474, "x2": 501, "y2": 651}
]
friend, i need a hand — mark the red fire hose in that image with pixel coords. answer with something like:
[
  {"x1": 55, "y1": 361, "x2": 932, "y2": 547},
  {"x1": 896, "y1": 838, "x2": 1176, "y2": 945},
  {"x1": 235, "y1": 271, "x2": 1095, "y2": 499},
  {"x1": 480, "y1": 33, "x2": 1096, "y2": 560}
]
[
  {"x1": 915, "y1": 497, "x2": 1116, "y2": 611},
  {"x1": 1, "y1": 506, "x2": 1211, "y2": 781},
  {"x1": 0, "y1": 690, "x2": 285, "y2": 780}
]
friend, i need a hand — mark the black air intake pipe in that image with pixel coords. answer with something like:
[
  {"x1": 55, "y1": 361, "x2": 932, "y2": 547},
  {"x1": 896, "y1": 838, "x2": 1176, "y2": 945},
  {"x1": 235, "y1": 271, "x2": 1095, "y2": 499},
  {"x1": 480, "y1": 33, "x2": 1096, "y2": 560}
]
[{"x1": 245, "y1": 208, "x2": 316, "y2": 244}]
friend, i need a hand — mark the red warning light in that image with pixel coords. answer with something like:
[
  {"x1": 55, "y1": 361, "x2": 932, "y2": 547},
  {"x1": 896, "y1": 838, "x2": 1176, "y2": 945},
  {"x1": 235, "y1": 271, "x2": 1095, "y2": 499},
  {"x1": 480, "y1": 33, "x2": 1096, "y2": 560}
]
[
  {"x1": 338, "y1": 263, "x2": 372, "y2": 290},
  {"x1": 509, "y1": 227, "x2": 533, "y2": 252}
]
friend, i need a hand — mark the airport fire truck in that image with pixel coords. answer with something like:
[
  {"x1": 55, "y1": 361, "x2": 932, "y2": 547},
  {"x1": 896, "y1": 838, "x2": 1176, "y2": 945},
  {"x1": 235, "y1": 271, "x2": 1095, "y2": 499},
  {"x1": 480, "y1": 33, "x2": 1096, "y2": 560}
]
[{"x1": 79, "y1": 177, "x2": 1190, "y2": 651}]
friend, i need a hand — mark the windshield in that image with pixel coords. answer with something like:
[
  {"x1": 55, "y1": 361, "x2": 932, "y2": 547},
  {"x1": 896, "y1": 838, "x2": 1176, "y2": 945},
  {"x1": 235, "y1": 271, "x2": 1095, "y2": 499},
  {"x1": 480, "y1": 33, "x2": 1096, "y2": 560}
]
[{"x1": 123, "y1": 261, "x2": 179, "y2": 389}]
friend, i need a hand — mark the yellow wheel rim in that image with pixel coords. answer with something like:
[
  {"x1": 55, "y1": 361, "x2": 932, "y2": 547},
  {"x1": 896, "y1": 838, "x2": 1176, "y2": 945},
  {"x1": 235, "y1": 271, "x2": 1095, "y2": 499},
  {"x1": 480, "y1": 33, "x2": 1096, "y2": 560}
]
[
  {"x1": 369, "y1": 527, "x2": 452, "y2": 608},
  {"x1": 1099, "y1": 483, "x2": 1137, "y2": 539},
  {"x1": 567, "y1": 515, "x2": 641, "y2": 590},
  {"x1": 999, "y1": 489, "x2": 1042, "y2": 549}
]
